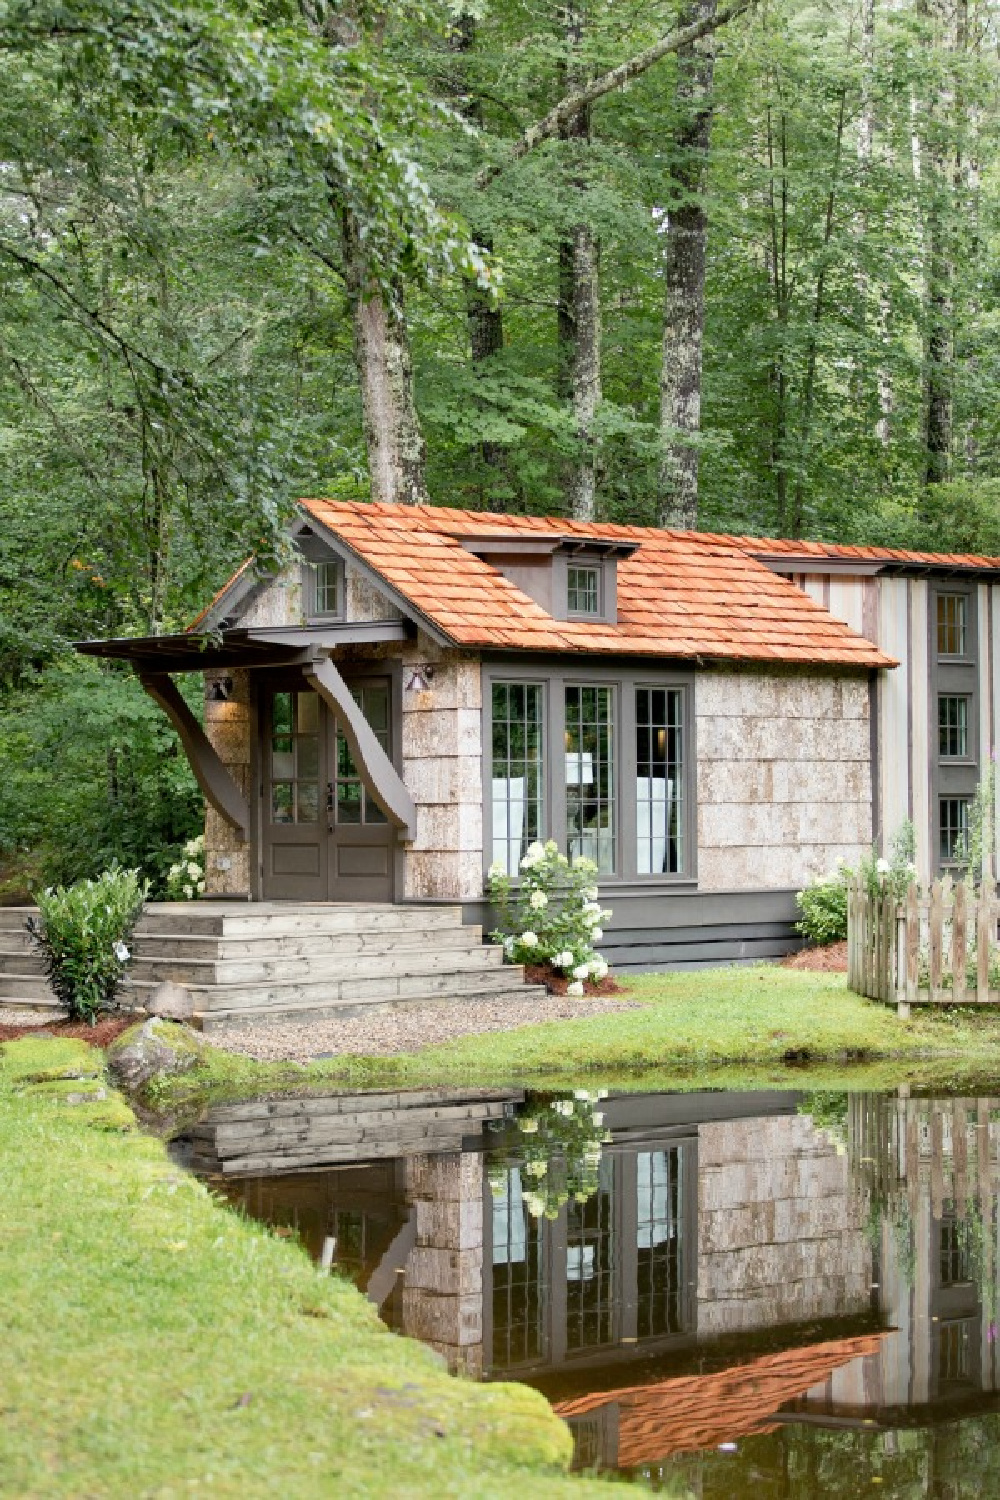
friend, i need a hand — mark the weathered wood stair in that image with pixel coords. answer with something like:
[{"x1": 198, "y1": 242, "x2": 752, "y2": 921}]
[{"x1": 0, "y1": 903, "x2": 547, "y2": 1032}]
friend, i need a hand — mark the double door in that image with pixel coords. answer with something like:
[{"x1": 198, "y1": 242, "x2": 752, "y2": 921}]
[{"x1": 261, "y1": 675, "x2": 396, "y2": 901}]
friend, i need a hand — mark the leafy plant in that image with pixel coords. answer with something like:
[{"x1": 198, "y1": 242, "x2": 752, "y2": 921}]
[
  {"x1": 797, "y1": 821, "x2": 916, "y2": 946},
  {"x1": 954, "y1": 760, "x2": 996, "y2": 888},
  {"x1": 25, "y1": 867, "x2": 149, "y2": 1025},
  {"x1": 166, "y1": 835, "x2": 206, "y2": 901},
  {"x1": 487, "y1": 841, "x2": 611, "y2": 992},
  {"x1": 486, "y1": 1091, "x2": 611, "y2": 1221}
]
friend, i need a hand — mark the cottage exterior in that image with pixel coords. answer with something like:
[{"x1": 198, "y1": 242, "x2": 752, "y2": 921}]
[{"x1": 80, "y1": 501, "x2": 1000, "y2": 970}]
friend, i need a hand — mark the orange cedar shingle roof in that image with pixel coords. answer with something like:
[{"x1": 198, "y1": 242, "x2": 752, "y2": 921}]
[{"x1": 299, "y1": 499, "x2": 895, "y2": 669}]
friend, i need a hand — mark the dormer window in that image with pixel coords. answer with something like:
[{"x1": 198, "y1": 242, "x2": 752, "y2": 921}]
[
  {"x1": 567, "y1": 565, "x2": 600, "y2": 617},
  {"x1": 313, "y1": 561, "x2": 340, "y2": 616}
]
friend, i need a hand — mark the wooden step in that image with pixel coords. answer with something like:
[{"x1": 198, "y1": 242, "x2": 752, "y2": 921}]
[
  {"x1": 194, "y1": 980, "x2": 552, "y2": 1034},
  {"x1": 133, "y1": 925, "x2": 483, "y2": 962},
  {"x1": 126, "y1": 942, "x2": 502, "y2": 989}
]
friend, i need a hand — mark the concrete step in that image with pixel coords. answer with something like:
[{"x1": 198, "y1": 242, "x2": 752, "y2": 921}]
[{"x1": 194, "y1": 980, "x2": 552, "y2": 1034}]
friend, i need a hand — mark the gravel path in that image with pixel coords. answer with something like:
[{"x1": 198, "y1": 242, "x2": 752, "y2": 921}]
[{"x1": 216, "y1": 991, "x2": 638, "y2": 1063}]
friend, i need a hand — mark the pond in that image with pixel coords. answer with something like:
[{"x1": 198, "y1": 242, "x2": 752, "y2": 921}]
[{"x1": 172, "y1": 1084, "x2": 1000, "y2": 1494}]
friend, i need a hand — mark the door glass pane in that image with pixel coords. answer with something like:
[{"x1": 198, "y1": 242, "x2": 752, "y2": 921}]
[
  {"x1": 491, "y1": 682, "x2": 545, "y2": 875},
  {"x1": 565, "y1": 685, "x2": 615, "y2": 874},
  {"x1": 272, "y1": 692, "x2": 293, "y2": 736},
  {"x1": 297, "y1": 783, "x2": 319, "y2": 823},
  {"x1": 297, "y1": 734, "x2": 319, "y2": 780},
  {"x1": 636, "y1": 687, "x2": 684, "y2": 874},
  {"x1": 336, "y1": 680, "x2": 392, "y2": 827},
  {"x1": 269, "y1": 689, "x2": 322, "y2": 826},
  {"x1": 338, "y1": 781, "x2": 363, "y2": 824},
  {"x1": 296, "y1": 692, "x2": 319, "y2": 733},
  {"x1": 272, "y1": 782, "x2": 293, "y2": 823}
]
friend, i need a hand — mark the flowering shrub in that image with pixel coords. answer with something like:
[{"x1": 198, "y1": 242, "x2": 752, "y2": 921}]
[
  {"x1": 796, "y1": 822, "x2": 916, "y2": 947},
  {"x1": 166, "y1": 835, "x2": 206, "y2": 901},
  {"x1": 487, "y1": 840, "x2": 612, "y2": 989},
  {"x1": 487, "y1": 1090, "x2": 611, "y2": 1220},
  {"x1": 25, "y1": 865, "x2": 148, "y2": 1024}
]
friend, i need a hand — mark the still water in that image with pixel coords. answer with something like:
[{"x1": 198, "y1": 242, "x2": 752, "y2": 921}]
[{"x1": 174, "y1": 1085, "x2": 1000, "y2": 1494}]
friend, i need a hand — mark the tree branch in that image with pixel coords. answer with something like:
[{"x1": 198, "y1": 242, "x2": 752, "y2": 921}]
[{"x1": 477, "y1": 0, "x2": 756, "y2": 188}]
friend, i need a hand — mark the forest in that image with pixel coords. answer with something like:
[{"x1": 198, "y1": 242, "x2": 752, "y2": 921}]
[{"x1": 1, "y1": 0, "x2": 998, "y2": 892}]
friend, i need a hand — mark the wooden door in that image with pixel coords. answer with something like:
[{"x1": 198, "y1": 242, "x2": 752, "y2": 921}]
[{"x1": 261, "y1": 676, "x2": 396, "y2": 902}]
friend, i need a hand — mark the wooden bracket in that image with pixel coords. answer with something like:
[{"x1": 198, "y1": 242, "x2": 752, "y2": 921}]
[
  {"x1": 304, "y1": 655, "x2": 417, "y2": 841},
  {"x1": 139, "y1": 672, "x2": 249, "y2": 840}
]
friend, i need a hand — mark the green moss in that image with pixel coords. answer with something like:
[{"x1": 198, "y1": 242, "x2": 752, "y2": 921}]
[
  {"x1": 0, "y1": 1039, "x2": 598, "y2": 1497},
  {"x1": 0, "y1": 1035, "x2": 100, "y2": 1084}
]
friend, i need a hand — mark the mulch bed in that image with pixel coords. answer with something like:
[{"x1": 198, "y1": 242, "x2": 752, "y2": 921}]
[
  {"x1": 780, "y1": 940, "x2": 848, "y2": 973},
  {"x1": 0, "y1": 1015, "x2": 136, "y2": 1046},
  {"x1": 522, "y1": 963, "x2": 625, "y2": 997}
]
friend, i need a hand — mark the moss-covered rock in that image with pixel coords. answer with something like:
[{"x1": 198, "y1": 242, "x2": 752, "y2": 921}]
[{"x1": 107, "y1": 1018, "x2": 208, "y2": 1093}]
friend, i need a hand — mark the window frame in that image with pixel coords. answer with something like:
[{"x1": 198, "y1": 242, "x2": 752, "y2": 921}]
[
  {"x1": 304, "y1": 556, "x2": 345, "y2": 622},
  {"x1": 481, "y1": 659, "x2": 696, "y2": 887},
  {"x1": 566, "y1": 564, "x2": 602, "y2": 618},
  {"x1": 929, "y1": 583, "x2": 979, "y2": 874}
]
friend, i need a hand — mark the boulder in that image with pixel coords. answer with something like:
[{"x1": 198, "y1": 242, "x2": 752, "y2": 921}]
[
  {"x1": 107, "y1": 1018, "x2": 207, "y2": 1092},
  {"x1": 146, "y1": 981, "x2": 195, "y2": 1022}
]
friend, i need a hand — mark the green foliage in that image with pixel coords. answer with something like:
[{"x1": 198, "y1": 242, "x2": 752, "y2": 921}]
[
  {"x1": 797, "y1": 822, "x2": 916, "y2": 945},
  {"x1": 488, "y1": 841, "x2": 611, "y2": 990},
  {"x1": 954, "y1": 761, "x2": 996, "y2": 888},
  {"x1": 26, "y1": 866, "x2": 148, "y2": 1023},
  {"x1": 166, "y1": 835, "x2": 206, "y2": 901},
  {"x1": 487, "y1": 1090, "x2": 612, "y2": 1220}
]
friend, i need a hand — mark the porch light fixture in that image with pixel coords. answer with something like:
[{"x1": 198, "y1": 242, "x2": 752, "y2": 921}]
[
  {"x1": 207, "y1": 676, "x2": 234, "y2": 702},
  {"x1": 405, "y1": 665, "x2": 436, "y2": 692}
]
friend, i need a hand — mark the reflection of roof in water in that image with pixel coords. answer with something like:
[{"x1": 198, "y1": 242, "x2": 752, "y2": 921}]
[{"x1": 554, "y1": 1332, "x2": 887, "y2": 1467}]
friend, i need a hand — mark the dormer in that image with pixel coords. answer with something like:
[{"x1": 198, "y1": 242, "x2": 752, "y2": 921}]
[{"x1": 459, "y1": 534, "x2": 638, "y2": 625}]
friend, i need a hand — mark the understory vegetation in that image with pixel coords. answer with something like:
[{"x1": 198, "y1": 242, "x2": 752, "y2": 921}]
[{"x1": 0, "y1": 1036, "x2": 601, "y2": 1498}]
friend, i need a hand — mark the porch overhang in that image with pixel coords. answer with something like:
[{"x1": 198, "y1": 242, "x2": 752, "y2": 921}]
[{"x1": 75, "y1": 620, "x2": 412, "y2": 673}]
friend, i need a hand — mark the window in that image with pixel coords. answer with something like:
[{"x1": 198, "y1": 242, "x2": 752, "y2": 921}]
[
  {"x1": 566, "y1": 1155, "x2": 616, "y2": 1351},
  {"x1": 335, "y1": 682, "x2": 389, "y2": 825},
  {"x1": 567, "y1": 565, "x2": 600, "y2": 616},
  {"x1": 636, "y1": 688, "x2": 684, "y2": 874},
  {"x1": 491, "y1": 683, "x2": 545, "y2": 876},
  {"x1": 490, "y1": 1167, "x2": 547, "y2": 1369},
  {"x1": 939, "y1": 797, "x2": 970, "y2": 864},
  {"x1": 269, "y1": 689, "x2": 320, "y2": 824},
  {"x1": 312, "y1": 559, "x2": 341, "y2": 617},
  {"x1": 938, "y1": 695, "x2": 970, "y2": 759},
  {"x1": 636, "y1": 1148, "x2": 685, "y2": 1338},
  {"x1": 937, "y1": 593, "x2": 968, "y2": 656},
  {"x1": 565, "y1": 685, "x2": 615, "y2": 874}
]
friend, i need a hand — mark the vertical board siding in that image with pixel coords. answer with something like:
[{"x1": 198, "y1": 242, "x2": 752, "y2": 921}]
[
  {"x1": 878, "y1": 577, "x2": 911, "y2": 860},
  {"x1": 827, "y1": 577, "x2": 866, "y2": 637},
  {"x1": 909, "y1": 581, "x2": 931, "y2": 882}
]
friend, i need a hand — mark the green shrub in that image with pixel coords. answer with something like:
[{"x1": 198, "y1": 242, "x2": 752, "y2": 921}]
[
  {"x1": 796, "y1": 867, "x2": 851, "y2": 946},
  {"x1": 25, "y1": 866, "x2": 148, "y2": 1024},
  {"x1": 487, "y1": 841, "x2": 611, "y2": 992}
]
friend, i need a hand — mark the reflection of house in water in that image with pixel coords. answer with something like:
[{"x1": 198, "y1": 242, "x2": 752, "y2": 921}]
[{"x1": 184, "y1": 1086, "x2": 1000, "y2": 1478}]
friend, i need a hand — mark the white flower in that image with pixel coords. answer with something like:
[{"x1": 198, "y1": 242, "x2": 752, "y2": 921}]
[
  {"x1": 529, "y1": 889, "x2": 548, "y2": 910},
  {"x1": 186, "y1": 861, "x2": 201, "y2": 880},
  {"x1": 583, "y1": 900, "x2": 602, "y2": 914},
  {"x1": 519, "y1": 1118, "x2": 539, "y2": 1134},
  {"x1": 544, "y1": 840, "x2": 558, "y2": 854},
  {"x1": 907, "y1": 862, "x2": 917, "y2": 875},
  {"x1": 584, "y1": 886, "x2": 599, "y2": 901},
  {"x1": 184, "y1": 836, "x2": 204, "y2": 857},
  {"x1": 590, "y1": 928, "x2": 603, "y2": 943},
  {"x1": 183, "y1": 884, "x2": 194, "y2": 899},
  {"x1": 554, "y1": 1099, "x2": 574, "y2": 1116},
  {"x1": 503, "y1": 936, "x2": 516, "y2": 957},
  {"x1": 876, "y1": 857, "x2": 890, "y2": 875},
  {"x1": 113, "y1": 941, "x2": 130, "y2": 962},
  {"x1": 567, "y1": 980, "x2": 584, "y2": 997},
  {"x1": 592, "y1": 1112, "x2": 604, "y2": 1127},
  {"x1": 572, "y1": 963, "x2": 590, "y2": 981},
  {"x1": 555, "y1": 950, "x2": 574, "y2": 970},
  {"x1": 488, "y1": 860, "x2": 505, "y2": 878},
  {"x1": 520, "y1": 930, "x2": 538, "y2": 948},
  {"x1": 197, "y1": 880, "x2": 206, "y2": 894},
  {"x1": 590, "y1": 958, "x2": 608, "y2": 979},
  {"x1": 168, "y1": 863, "x2": 182, "y2": 881},
  {"x1": 525, "y1": 841, "x2": 545, "y2": 859}
]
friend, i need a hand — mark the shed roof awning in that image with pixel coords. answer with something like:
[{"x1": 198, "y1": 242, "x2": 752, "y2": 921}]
[{"x1": 75, "y1": 621, "x2": 411, "y2": 672}]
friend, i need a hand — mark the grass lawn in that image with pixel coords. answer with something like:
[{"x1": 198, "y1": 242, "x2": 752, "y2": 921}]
[
  {"x1": 0, "y1": 1037, "x2": 604, "y2": 1498},
  {"x1": 148, "y1": 966, "x2": 1000, "y2": 1112}
]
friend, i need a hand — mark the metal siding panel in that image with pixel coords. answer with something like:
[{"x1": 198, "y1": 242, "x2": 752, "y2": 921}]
[
  {"x1": 878, "y1": 578, "x2": 911, "y2": 858},
  {"x1": 910, "y1": 580, "x2": 931, "y2": 880}
]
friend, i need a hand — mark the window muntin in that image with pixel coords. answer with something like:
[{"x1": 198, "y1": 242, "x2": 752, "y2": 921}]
[
  {"x1": 269, "y1": 689, "x2": 320, "y2": 824},
  {"x1": 565, "y1": 685, "x2": 615, "y2": 874},
  {"x1": 937, "y1": 593, "x2": 968, "y2": 657},
  {"x1": 939, "y1": 797, "x2": 970, "y2": 864},
  {"x1": 636, "y1": 688, "x2": 684, "y2": 874},
  {"x1": 312, "y1": 560, "x2": 341, "y2": 617},
  {"x1": 567, "y1": 565, "x2": 600, "y2": 616},
  {"x1": 491, "y1": 683, "x2": 545, "y2": 876},
  {"x1": 938, "y1": 695, "x2": 970, "y2": 759},
  {"x1": 336, "y1": 682, "x2": 390, "y2": 825}
]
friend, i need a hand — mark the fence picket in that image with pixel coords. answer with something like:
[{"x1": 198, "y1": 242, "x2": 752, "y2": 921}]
[
  {"x1": 953, "y1": 881, "x2": 968, "y2": 1006},
  {"x1": 978, "y1": 890, "x2": 991, "y2": 1003},
  {"x1": 906, "y1": 884, "x2": 919, "y2": 1007},
  {"x1": 929, "y1": 881, "x2": 944, "y2": 1004}
]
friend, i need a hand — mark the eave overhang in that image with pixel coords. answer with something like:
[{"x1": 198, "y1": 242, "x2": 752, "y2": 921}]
[{"x1": 75, "y1": 620, "x2": 412, "y2": 673}]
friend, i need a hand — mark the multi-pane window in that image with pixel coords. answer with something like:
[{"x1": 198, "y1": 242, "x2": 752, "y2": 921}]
[
  {"x1": 937, "y1": 593, "x2": 968, "y2": 656},
  {"x1": 938, "y1": 695, "x2": 970, "y2": 759},
  {"x1": 336, "y1": 682, "x2": 389, "y2": 825},
  {"x1": 270, "y1": 690, "x2": 320, "y2": 824},
  {"x1": 490, "y1": 1167, "x2": 547, "y2": 1369},
  {"x1": 567, "y1": 565, "x2": 600, "y2": 616},
  {"x1": 312, "y1": 560, "x2": 341, "y2": 616},
  {"x1": 491, "y1": 683, "x2": 545, "y2": 875},
  {"x1": 939, "y1": 798, "x2": 970, "y2": 865},
  {"x1": 566, "y1": 1155, "x2": 615, "y2": 1351},
  {"x1": 636, "y1": 688, "x2": 684, "y2": 874},
  {"x1": 565, "y1": 685, "x2": 615, "y2": 874},
  {"x1": 636, "y1": 1149, "x2": 685, "y2": 1338},
  {"x1": 938, "y1": 1321, "x2": 974, "y2": 1386}
]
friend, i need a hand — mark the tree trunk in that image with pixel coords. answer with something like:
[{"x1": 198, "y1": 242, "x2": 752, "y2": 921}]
[
  {"x1": 920, "y1": 0, "x2": 954, "y2": 493},
  {"x1": 658, "y1": 0, "x2": 717, "y2": 530},
  {"x1": 343, "y1": 211, "x2": 429, "y2": 506},
  {"x1": 855, "y1": 0, "x2": 893, "y2": 450}
]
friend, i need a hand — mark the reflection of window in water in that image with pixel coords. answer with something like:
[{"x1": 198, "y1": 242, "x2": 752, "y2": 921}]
[
  {"x1": 938, "y1": 1320, "x2": 974, "y2": 1386},
  {"x1": 566, "y1": 1155, "x2": 616, "y2": 1351},
  {"x1": 636, "y1": 1149, "x2": 685, "y2": 1338},
  {"x1": 331, "y1": 1209, "x2": 369, "y2": 1274},
  {"x1": 491, "y1": 1168, "x2": 547, "y2": 1368},
  {"x1": 939, "y1": 1209, "x2": 972, "y2": 1286}
]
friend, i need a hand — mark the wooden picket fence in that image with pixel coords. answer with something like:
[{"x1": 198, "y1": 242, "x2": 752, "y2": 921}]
[{"x1": 847, "y1": 874, "x2": 1000, "y2": 1017}]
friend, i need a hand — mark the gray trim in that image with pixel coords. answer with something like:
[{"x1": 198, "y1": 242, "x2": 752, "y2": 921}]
[
  {"x1": 300, "y1": 555, "x2": 346, "y2": 625},
  {"x1": 245, "y1": 623, "x2": 411, "y2": 646},
  {"x1": 139, "y1": 672, "x2": 249, "y2": 838},
  {"x1": 930, "y1": 580, "x2": 980, "y2": 870},
  {"x1": 869, "y1": 669, "x2": 881, "y2": 851},
  {"x1": 481, "y1": 661, "x2": 696, "y2": 885}
]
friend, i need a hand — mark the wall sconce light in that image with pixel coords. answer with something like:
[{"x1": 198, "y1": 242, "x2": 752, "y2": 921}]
[
  {"x1": 405, "y1": 665, "x2": 436, "y2": 692},
  {"x1": 208, "y1": 676, "x2": 234, "y2": 702}
]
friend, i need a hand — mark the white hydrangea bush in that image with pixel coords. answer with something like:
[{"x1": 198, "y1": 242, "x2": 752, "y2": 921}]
[
  {"x1": 166, "y1": 834, "x2": 207, "y2": 901},
  {"x1": 488, "y1": 840, "x2": 612, "y2": 990}
]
